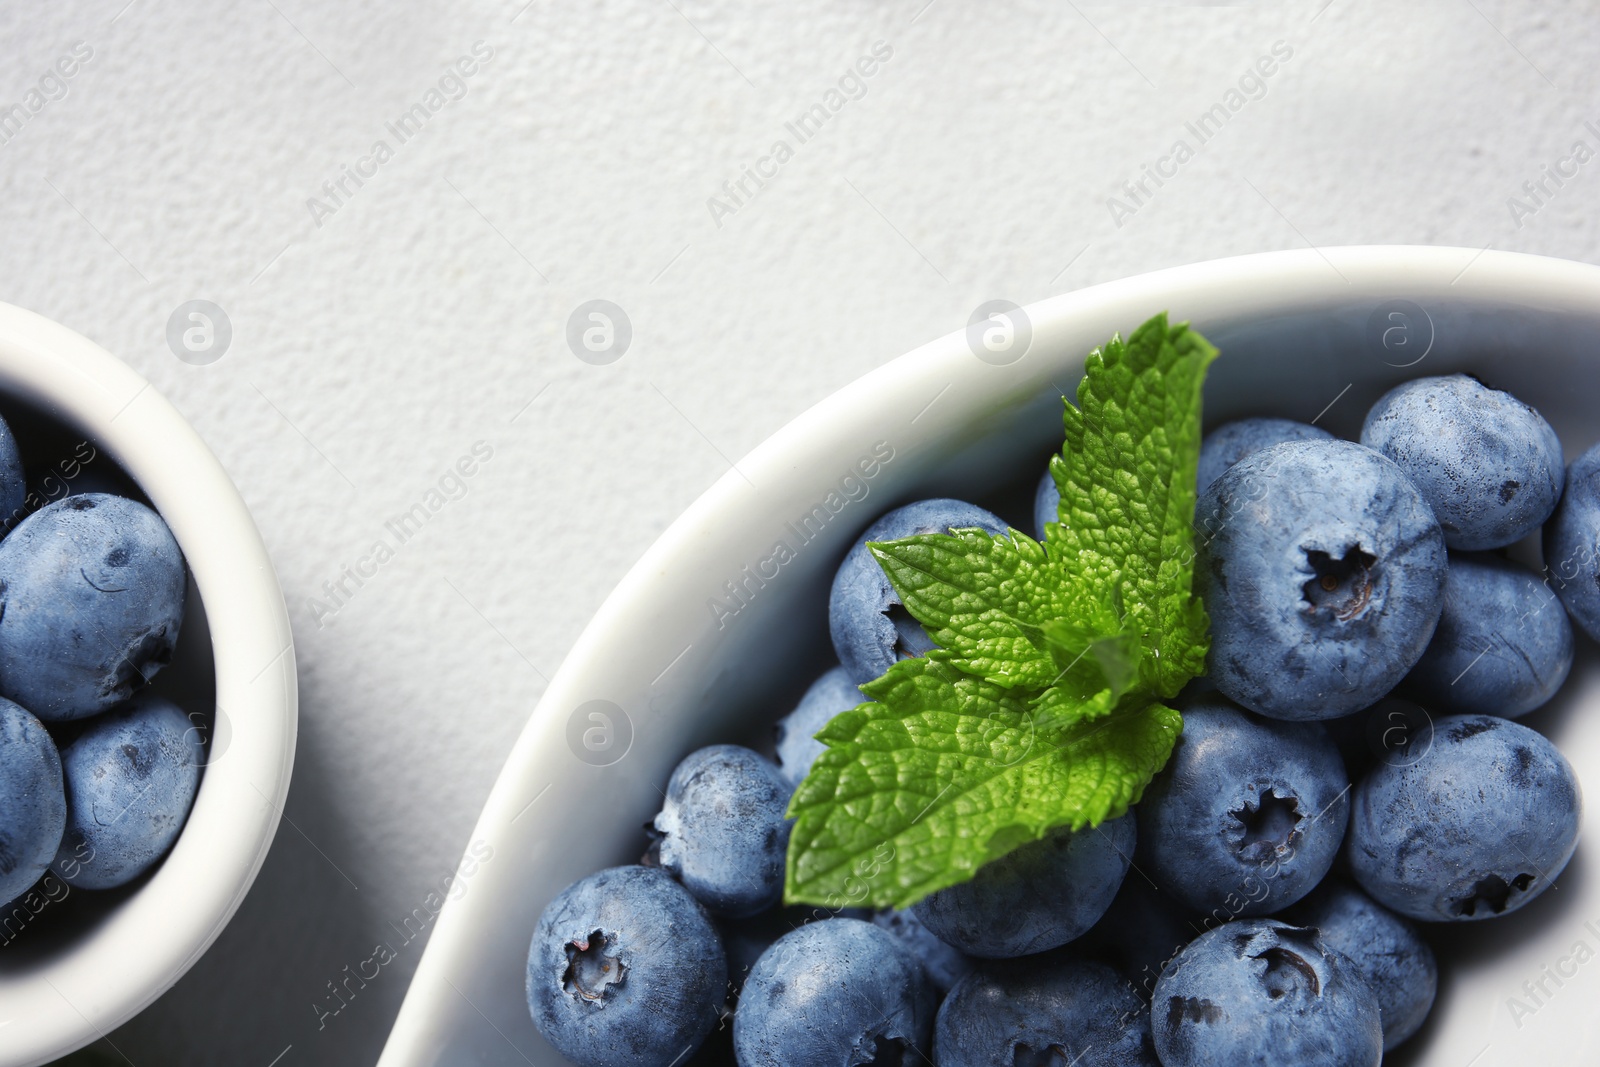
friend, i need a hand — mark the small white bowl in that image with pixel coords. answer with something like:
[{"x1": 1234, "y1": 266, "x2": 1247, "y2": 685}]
[
  {"x1": 0, "y1": 303, "x2": 296, "y2": 1067},
  {"x1": 381, "y1": 247, "x2": 1600, "y2": 1067}
]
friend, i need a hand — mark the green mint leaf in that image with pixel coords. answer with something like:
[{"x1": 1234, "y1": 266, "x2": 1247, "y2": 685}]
[
  {"x1": 866, "y1": 528, "x2": 1122, "y2": 691},
  {"x1": 784, "y1": 311, "x2": 1216, "y2": 910},
  {"x1": 784, "y1": 656, "x2": 1181, "y2": 909},
  {"x1": 1039, "y1": 620, "x2": 1141, "y2": 704},
  {"x1": 1048, "y1": 312, "x2": 1216, "y2": 698}
]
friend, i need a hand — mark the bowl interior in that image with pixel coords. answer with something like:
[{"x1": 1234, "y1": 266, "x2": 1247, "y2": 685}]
[
  {"x1": 381, "y1": 248, "x2": 1600, "y2": 1067},
  {"x1": 0, "y1": 303, "x2": 294, "y2": 1067},
  {"x1": 0, "y1": 393, "x2": 217, "y2": 964}
]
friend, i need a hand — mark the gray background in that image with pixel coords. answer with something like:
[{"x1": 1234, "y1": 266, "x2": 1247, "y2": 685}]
[{"x1": 1, "y1": 1, "x2": 1595, "y2": 1064}]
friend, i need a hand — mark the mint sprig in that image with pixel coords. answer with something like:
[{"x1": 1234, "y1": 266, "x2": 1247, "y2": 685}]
[
  {"x1": 784, "y1": 312, "x2": 1217, "y2": 910},
  {"x1": 1048, "y1": 312, "x2": 1215, "y2": 698}
]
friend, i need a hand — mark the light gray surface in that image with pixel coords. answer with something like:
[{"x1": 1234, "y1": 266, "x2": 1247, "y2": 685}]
[{"x1": 0, "y1": 2, "x2": 1595, "y2": 1063}]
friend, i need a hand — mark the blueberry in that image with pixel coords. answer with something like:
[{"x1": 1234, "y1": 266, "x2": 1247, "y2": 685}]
[
  {"x1": 934, "y1": 955, "x2": 1158, "y2": 1067},
  {"x1": 1403, "y1": 553, "x2": 1572, "y2": 718},
  {"x1": 528, "y1": 865, "x2": 726, "y2": 1067},
  {"x1": 1152, "y1": 919, "x2": 1382, "y2": 1067},
  {"x1": 1346, "y1": 713, "x2": 1580, "y2": 922},
  {"x1": 0, "y1": 698, "x2": 65, "y2": 906},
  {"x1": 1287, "y1": 880, "x2": 1436, "y2": 1049},
  {"x1": 1197, "y1": 439, "x2": 1447, "y2": 719},
  {"x1": 733, "y1": 917, "x2": 934, "y2": 1067},
  {"x1": 1323, "y1": 695, "x2": 1434, "y2": 782},
  {"x1": 1361, "y1": 374, "x2": 1563, "y2": 550},
  {"x1": 830, "y1": 499, "x2": 1008, "y2": 684},
  {"x1": 774, "y1": 667, "x2": 859, "y2": 789},
  {"x1": 1544, "y1": 439, "x2": 1600, "y2": 642},
  {"x1": 0, "y1": 415, "x2": 24, "y2": 533},
  {"x1": 651, "y1": 745, "x2": 791, "y2": 917},
  {"x1": 1197, "y1": 418, "x2": 1332, "y2": 494},
  {"x1": 1072, "y1": 870, "x2": 1198, "y2": 996},
  {"x1": 52, "y1": 695, "x2": 203, "y2": 889},
  {"x1": 718, "y1": 905, "x2": 866, "y2": 996},
  {"x1": 0, "y1": 494, "x2": 185, "y2": 722},
  {"x1": 718, "y1": 912, "x2": 776, "y2": 997},
  {"x1": 1136, "y1": 697, "x2": 1348, "y2": 919},
  {"x1": 912, "y1": 814, "x2": 1134, "y2": 959},
  {"x1": 872, "y1": 906, "x2": 973, "y2": 994},
  {"x1": 1033, "y1": 465, "x2": 1058, "y2": 540}
]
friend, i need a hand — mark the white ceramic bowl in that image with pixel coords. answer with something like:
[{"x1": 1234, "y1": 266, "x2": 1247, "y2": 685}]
[
  {"x1": 0, "y1": 303, "x2": 296, "y2": 1067},
  {"x1": 381, "y1": 247, "x2": 1600, "y2": 1067}
]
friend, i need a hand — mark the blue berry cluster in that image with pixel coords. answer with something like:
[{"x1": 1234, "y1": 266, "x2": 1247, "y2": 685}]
[
  {"x1": 530, "y1": 373, "x2": 1593, "y2": 1066},
  {"x1": 0, "y1": 413, "x2": 198, "y2": 927}
]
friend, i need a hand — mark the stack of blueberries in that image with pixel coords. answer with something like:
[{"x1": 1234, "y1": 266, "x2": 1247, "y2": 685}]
[
  {"x1": 529, "y1": 373, "x2": 1590, "y2": 1067},
  {"x1": 0, "y1": 413, "x2": 199, "y2": 929}
]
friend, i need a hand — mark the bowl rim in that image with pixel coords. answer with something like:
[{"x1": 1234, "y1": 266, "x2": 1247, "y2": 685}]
[
  {"x1": 0, "y1": 301, "x2": 297, "y2": 1067},
  {"x1": 380, "y1": 245, "x2": 1600, "y2": 1065}
]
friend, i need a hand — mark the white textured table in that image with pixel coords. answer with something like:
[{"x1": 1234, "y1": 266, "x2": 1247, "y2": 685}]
[{"x1": 0, "y1": 2, "x2": 1594, "y2": 1063}]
